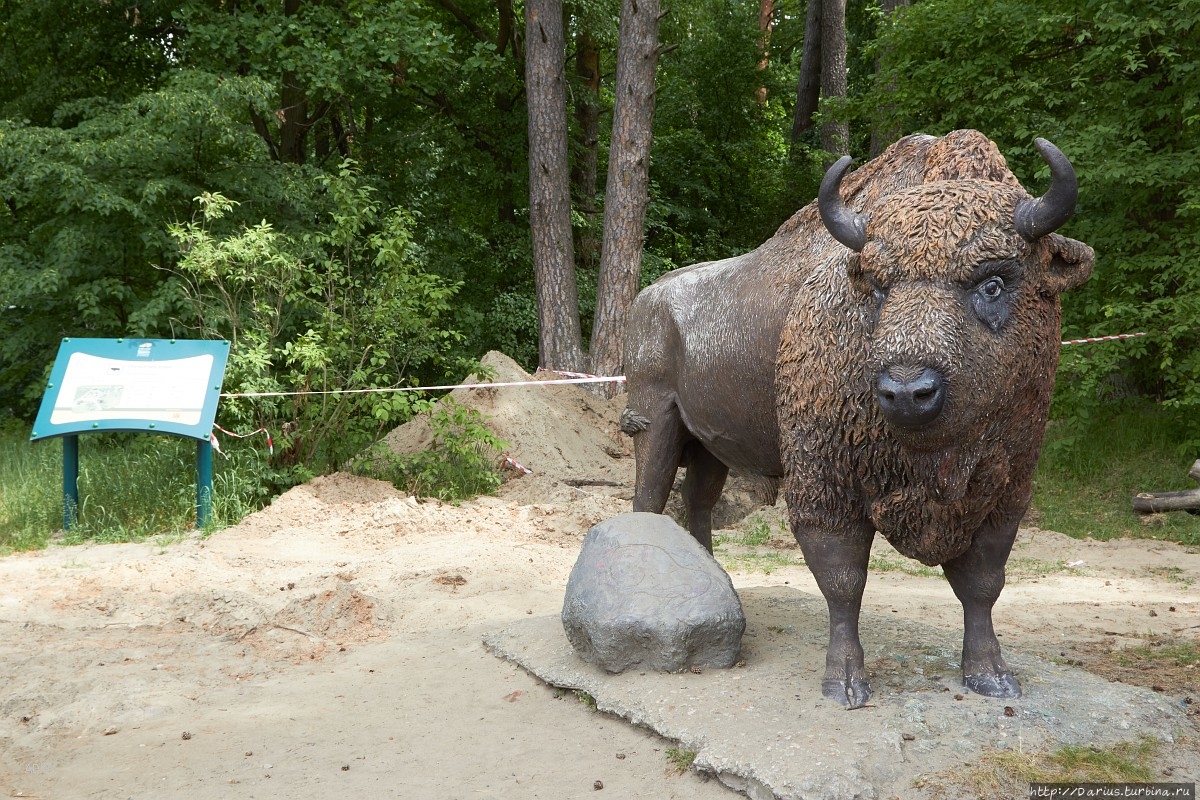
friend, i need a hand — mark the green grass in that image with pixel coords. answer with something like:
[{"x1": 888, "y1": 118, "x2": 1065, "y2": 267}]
[
  {"x1": 1113, "y1": 639, "x2": 1200, "y2": 669},
  {"x1": 1032, "y1": 403, "x2": 1200, "y2": 545},
  {"x1": 917, "y1": 737, "x2": 1161, "y2": 798},
  {"x1": 0, "y1": 421, "x2": 266, "y2": 553},
  {"x1": 717, "y1": 550, "x2": 804, "y2": 574},
  {"x1": 740, "y1": 516, "x2": 772, "y2": 547},
  {"x1": 868, "y1": 554, "x2": 942, "y2": 578},
  {"x1": 714, "y1": 515, "x2": 805, "y2": 573},
  {"x1": 6, "y1": 399, "x2": 1200, "y2": 554},
  {"x1": 0, "y1": 398, "x2": 508, "y2": 553},
  {"x1": 665, "y1": 746, "x2": 697, "y2": 774}
]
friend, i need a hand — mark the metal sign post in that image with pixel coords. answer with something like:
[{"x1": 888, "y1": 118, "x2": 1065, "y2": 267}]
[{"x1": 30, "y1": 338, "x2": 230, "y2": 530}]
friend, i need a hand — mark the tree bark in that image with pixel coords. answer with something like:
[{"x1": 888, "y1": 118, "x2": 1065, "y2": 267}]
[
  {"x1": 525, "y1": 0, "x2": 585, "y2": 370},
  {"x1": 277, "y1": 0, "x2": 309, "y2": 164},
  {"x1": 589, "y1": 0, "x2": 661, "y2": 392},
  {"x1": 869, "y1": 0, "x2": 911, "y2": 157},
  {"x1": 819, "y1": 0, "x2": 849, "y2": 160},
  {"x1": 755, "y1": 0, "x2": 775, "y2": 104},
  {"x1": 1132, "y1": 459, "x2": 1200, "y2": 513},
  {"x1": 278, "y1": 70, "x2": 309, "y2": 164},
  {"x1": 572, "y1": 28, "x2": 602, "y2": 275},
  {"x1": 791, "y1": 0, "x2": 821, "y2": 143}
]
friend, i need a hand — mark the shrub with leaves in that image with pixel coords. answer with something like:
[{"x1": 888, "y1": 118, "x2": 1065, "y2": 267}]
[
  {"x1": 353, "y1": 398, "x2": 508, "y2": 501},
  {"x1": 168, "y1": 165, "x2": 464, "y2": 486}
]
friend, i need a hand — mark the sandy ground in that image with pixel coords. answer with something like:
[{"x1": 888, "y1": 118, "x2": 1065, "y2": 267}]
[{"x1": 3, "y1": 353, "x2": 1198, "y2": 799}]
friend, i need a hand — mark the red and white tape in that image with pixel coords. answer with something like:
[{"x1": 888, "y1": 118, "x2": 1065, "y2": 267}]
[
  {"x1": 502, "y1": 455, "x2": 532, "y2": 475},
  {"x1": 210, "y1": 424, "x2": 274, "y2": 456}
]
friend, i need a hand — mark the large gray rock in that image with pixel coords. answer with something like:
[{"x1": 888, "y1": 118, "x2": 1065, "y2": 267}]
[{"x1": 561, "y1": 512, "x2": 746, "y2": 673}]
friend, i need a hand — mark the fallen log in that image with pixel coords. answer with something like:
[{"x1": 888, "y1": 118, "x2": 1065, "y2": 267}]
[{"x1": 1132, "y1": 459, "x2": 1200, "y2": 513}]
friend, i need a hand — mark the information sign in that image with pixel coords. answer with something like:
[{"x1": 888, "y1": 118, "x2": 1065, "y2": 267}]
[{"x1": 30, "y1": 338, "x2": 231, "y2": 529}]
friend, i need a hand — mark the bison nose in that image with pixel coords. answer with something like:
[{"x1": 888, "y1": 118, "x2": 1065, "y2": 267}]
[{"x1": 876, "y1": 366, "x2": 946, "y2": 428}]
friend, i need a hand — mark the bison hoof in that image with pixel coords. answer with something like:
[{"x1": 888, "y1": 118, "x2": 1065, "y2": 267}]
[
  {"x1": 963, "y1": 671, "x2": 1021, "y2": 699},
  {"x1": 822, "y1": 677, "x2": 872, "y2": 709}
]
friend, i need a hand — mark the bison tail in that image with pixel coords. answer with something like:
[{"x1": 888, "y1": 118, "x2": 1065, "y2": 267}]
[{"x1": 619, "y1": 407, "x2": 651, "y2": 435}]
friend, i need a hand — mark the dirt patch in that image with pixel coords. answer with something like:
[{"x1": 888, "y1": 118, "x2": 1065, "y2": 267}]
[{"x1": 2, "y1": 351, "x2": 1199, "y2": 798}]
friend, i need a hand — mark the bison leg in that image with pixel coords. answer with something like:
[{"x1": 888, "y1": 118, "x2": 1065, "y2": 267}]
[
  {"x1": 941, "y1": 519, "x2": 1021, "y2": 699},
  {"x1": 630, "y1": 399, "x2": 689, "y2": 515},
  {"x1": 680, "y1": 442, "x2": 728, "y2": 553},
  {"x1": 794, "y1": 526, "x2": 875, "y2": 708}
]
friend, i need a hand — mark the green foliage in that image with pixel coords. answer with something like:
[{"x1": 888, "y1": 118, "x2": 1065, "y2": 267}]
[
  {"x1": 0, "y1": 69, "x2": 284, "y2": 415},
  {"x1": 353, "y1": 399, "x2": 508, "y2": 502},
  {"x1": 649, "y1": 0, "x2": 802, "y2": 265},
  {"x1": 0, "y1": 0, "x2": 179, "y2": 125},
  {"x1": 168, "y1": 173, "x2": 463, "y2": 485},
  {"x1": 176, "y1": 0, "x2": 456, "y2": 105}
]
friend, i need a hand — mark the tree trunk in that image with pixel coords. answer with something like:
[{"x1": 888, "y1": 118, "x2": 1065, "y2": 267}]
[
  {"x1": 819, "y1": 0, "x2": 849, "y2": 160},
  {"x1": 755, "y1": 0, "x2": 775, "y2": 104},
  {"x1": 791, "y1": 0, "x2": 822, "y2": 143},
  {"x1": 869, "y1": 0, "x2": 911, "y2": 157},
  {"x1": 526, "y1": 0, "x2": 585, "y2": 370},
  {"x1": 277, "y1": 0, "x2": 309, "y2": 164},
  {"x1": 589, "y1": 0, "x2": 661, "y2": 392},
  {"x1": 572, "y1": 28, "x2": 602, "y2": 275}
]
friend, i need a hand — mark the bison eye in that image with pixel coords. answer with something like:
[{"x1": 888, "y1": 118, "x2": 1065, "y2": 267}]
[
  {"x1": 971, "y1": 276, "x2": 1010, "y2": 332},
  {"x1": 978, "y1": 277, "x2": 1005, "y2": 301}
]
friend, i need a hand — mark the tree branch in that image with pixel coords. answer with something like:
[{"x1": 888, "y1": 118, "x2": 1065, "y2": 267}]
[
  {"x1": 411, "y1": 88, "x2": 502, "y2": 160},
  {"x1": 249, "y1": 106, "x2": 281, "y2": 161},
  {"x1": 435, "y1": 0, "x2": 491, "y2": 44},
  {"x1": 496, "y1": 0, "x2": 514, "y2": 55}
]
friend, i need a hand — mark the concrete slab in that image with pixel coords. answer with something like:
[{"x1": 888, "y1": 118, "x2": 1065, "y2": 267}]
[{"x1": 483, "y1": 586, "x2": 1189, "y2": 800}]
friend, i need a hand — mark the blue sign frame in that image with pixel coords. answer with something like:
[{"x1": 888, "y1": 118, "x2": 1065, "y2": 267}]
[{"x1": 30, "y1": 338, "x2": 231, "y2": 529}]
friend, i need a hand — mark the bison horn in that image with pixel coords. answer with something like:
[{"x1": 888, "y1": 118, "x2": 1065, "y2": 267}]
[
  {"x1": 1014, "y1": 138, "x2": 1079, "y2": 241},
  {"x1": 818, "y1": 155, "x2": 867, "y2": 252}
]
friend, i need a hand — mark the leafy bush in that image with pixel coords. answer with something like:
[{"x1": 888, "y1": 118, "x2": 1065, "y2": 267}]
[
  {"x1": 352, "y1": 399, "x2": 508, "y2": 502},
  {"x1": 0, "y1": 70, "x2": 280, "y2": 417},
  {"x1": 167, "y1": 166, "x2": 465, "y2": 490}
]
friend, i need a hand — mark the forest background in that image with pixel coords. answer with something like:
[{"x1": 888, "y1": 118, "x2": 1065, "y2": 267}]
[{"x1": 1, "y1": 0, "x2": 1198, "y2": 544}]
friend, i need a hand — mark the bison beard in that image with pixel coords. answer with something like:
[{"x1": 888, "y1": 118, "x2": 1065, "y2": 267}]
[{"x1": 623, "y1": 129, "x2": 1094, "y2": 708}]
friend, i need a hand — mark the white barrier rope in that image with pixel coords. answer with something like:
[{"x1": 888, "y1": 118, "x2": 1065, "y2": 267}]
[
  {"x1": 1061, "y1": 332, "x2": 1147, "y2": 346},
  {"x1": 218, "y1": 335, "x2": 1146, "y2": 400},
  {"x1": 213, "y1": 333, "x2": 1148, "y2": 452},
  {"x1": 220, "y1": 374, "x2": 625, "y2": 399}
]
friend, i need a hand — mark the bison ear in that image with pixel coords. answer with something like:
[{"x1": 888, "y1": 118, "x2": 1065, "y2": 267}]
[
  {"x1": 1039, "y1": 234, "x2": 1094, "y2": 296},
  {"x1": 845, "y1": 255, "x2": 871, "y2": 295}
]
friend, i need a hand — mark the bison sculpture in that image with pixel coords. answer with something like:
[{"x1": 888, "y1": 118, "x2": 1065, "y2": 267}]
[{"x1": 621, "y1": 130, "x2": 1094, "y2": 708}]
